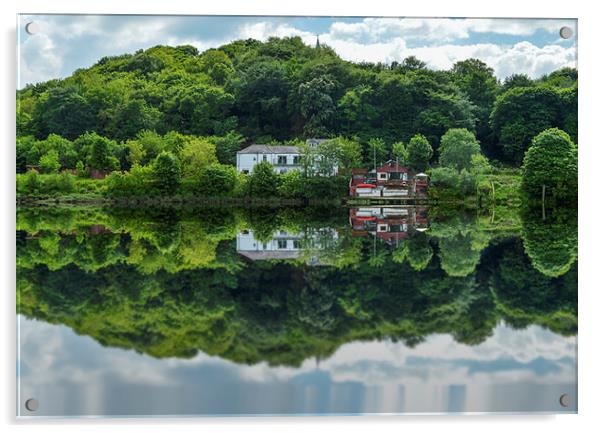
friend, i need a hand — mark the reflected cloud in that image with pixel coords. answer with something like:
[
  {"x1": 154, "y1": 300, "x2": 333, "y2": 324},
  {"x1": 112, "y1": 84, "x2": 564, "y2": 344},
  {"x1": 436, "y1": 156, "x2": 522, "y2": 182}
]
[{"x1": 18, "y1": 317, "x2": 576, "y2": 416}]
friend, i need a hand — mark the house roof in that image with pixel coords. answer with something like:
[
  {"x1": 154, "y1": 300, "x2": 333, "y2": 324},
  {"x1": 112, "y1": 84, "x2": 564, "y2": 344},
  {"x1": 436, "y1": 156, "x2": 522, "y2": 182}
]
[
  {"x1": 237, "y1": 144, "x2": 300, "y2": 154},
  {"x1": 377, "y1": 161, "x2": 410, "y2": 173}
]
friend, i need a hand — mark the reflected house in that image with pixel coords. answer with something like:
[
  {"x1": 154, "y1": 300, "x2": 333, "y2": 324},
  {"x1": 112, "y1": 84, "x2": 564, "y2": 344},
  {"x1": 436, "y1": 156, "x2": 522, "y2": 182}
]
[
  {"x1": 236, "y1": 228, "x2": 338, "y2": 263},
  {"x1": 349, "y1": 161, "x2": 429, "y2": 198},
  {"x1": 349, "y1": 207, "x2": 430, "y2": 245},
  {"x1": 236, "y1": 138, "x2": 336, "y2": 175}
]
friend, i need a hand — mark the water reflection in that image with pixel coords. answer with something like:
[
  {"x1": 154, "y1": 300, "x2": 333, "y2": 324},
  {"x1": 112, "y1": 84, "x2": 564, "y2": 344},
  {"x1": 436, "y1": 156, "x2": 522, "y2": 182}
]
[{"x1": 16, "y1": 204, "x2": 577, "y2": 416}]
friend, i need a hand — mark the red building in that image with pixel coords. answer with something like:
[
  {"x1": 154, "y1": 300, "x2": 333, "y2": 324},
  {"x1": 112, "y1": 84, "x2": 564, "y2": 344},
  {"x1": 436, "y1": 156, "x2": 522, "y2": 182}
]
[
  {"x1": 349, "y1": 207, "x2": 430, "y2": 245},
  {"x1": 349, "y1": 161, "x2": 428, "y2": 198}
]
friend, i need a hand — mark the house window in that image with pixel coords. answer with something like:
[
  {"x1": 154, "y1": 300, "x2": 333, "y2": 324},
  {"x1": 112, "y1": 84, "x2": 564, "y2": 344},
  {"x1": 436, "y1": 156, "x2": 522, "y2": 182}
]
[
  {"x1": 278, "y1": 155, "x2": 287, "y2": 165},
  {"x1": 378, "y1": 224, "x2": 388, "y2": 232},
  {"x1": 242, "y1": 170, "x2": 249, "y2": 174},
  {"x1": 293, "y1": 240, "x2": 301, "y2": 249},
  {"x1": 293, "y1": 155, "x2": 300, "y2": 165},
  {"x1": 262, "y1": 155, "x2": 267, "y2": 162},
  {"x1": 277, "y1": 240, "x2": 287, "y2": 249},
  {"x1": 378, "y1": 173, "x2": 388, "y2": 180}
]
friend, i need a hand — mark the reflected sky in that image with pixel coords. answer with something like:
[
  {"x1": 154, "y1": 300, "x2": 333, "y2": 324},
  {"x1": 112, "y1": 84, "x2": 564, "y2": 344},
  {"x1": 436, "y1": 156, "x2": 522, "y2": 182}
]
[{"x1": 18, "y1": 316, "x2": 576, "y2": 417}]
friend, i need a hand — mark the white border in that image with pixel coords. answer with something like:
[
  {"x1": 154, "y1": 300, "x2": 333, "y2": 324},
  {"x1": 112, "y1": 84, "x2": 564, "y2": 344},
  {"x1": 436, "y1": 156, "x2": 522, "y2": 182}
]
[{"x1": 3, "y1": 0, "x2": 600, "y2": 432}]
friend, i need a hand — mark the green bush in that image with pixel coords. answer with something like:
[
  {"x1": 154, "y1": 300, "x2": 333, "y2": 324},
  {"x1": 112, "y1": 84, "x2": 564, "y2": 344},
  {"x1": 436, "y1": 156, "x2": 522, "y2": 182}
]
[
  {"x1": 17, "y1": 171, "x2": 77, "y2": 196},
  {"x1": 521, "y1": 128, "x2": 577, "y2": 203},
  {"x1": 278, "y1": 171, "x2": 305, "y2": 199},
  {"x1": 246, "y1": 161, "x2": 279, "y2": 197},
  {"x1": 105, "y1": 164, "x2": 156, "y2": 197},
  {"x1": 189, "y1": 164, "x2": 238, "y2": 197}
]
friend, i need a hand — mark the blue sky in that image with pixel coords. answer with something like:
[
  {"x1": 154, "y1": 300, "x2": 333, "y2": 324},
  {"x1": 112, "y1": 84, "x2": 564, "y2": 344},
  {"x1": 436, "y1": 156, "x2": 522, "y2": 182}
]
[{"x1": 17, "y1": 15, "x2": 577, "y2": 87}]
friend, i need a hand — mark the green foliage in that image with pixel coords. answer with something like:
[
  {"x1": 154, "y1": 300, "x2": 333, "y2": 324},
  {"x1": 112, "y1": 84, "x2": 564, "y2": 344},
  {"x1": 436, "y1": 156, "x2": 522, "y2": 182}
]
[
  {"x1": 15, "y1": 205, "x2": 576, "y2": 365},
  {"x1": 17, "y1": 40, "x2": 576, "y2": 170},
  {"x1": 490, "y1": 83, "x2": 576, "y2": 164},
  {"x1": 451, "y1": 59, "x2": 498, "y2": 145},
  {"x1": 328, "y1": 136, "x2": 362, "y2": 175},
  {"x1": 521, "y1": 206, "x2": 577, "y2": 278},
  {"x1": 32, "y1": 86, "x2": 95, "y2": 140},
  {"x1": 277, "y1": 170, "x2": 304, "y2": 200},
  {"x1": 179, "y1": 136, "x2": 218, "y2": 178},
  {"x1": 439, "y1": 128, "x2": 481, "y2": 171},
  {"x1": 246, "y1": 161, "x2": 279, "y2": 197},
  {"x1": 391, "y1": 141, "x2": 408, "y2": 165},
  {"x1": 210, "y1": 131, "x2": 245, "y2": 165},
  {"x1": 152, "y1": 151, "x2": 182, "y2": 195},
  {"x1": 39, "y1": 150, "x2": 61, "y2": 173},
  {"x1": 105, "y1": 164, "x2": 156, "y2": 197},
  {"x1": 189, "y1": 164, "x2": 238, "y2": 197},
  {"x1": 521, "y1": 128, "x2": 577, "y2": 203},
  {"x1": 16, "y1": 171, "x2": 77, "y2": 196},
  {"x1": 406, "y1": 134, "x2": 433, "y2": 171}
]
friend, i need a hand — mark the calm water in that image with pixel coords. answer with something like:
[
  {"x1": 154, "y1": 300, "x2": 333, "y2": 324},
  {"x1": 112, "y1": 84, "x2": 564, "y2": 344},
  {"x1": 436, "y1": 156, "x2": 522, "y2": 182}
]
[{"x1": 16, "y1": 205, "x2": 577, "y2": 416}]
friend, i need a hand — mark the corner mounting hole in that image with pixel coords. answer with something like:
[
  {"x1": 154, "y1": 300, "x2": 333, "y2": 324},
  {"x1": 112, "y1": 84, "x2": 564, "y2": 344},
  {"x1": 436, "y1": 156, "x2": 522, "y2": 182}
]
[
  {"x1": 25, "y1": 22, "x2": 39, "y2": 35},
  {"x1": 559, "y1": 26, "x2": 573, "y2": 39},
  {"x1": 559, "y1": 393, "x2": 569, "y2": 407},
  {"x1": 25, "y1": 398, "x2": 39, "y2": 412}
]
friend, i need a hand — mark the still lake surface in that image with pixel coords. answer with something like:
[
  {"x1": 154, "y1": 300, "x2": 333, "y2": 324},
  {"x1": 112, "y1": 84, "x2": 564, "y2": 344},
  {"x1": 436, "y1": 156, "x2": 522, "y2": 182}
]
[{"x1": 16, "y1": 205, "x2": 577, "y2": 416}]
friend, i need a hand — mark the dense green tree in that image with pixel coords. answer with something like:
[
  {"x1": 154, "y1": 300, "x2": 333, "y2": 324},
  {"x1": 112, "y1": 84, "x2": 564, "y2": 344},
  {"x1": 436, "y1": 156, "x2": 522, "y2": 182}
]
[
  {"x1": 439, "y1": 128, "x2": 481, "y2": 171},
  {"x1": 521, "y1": 128, "x2": 577, "y2": 203},
  {"x1": 112, "y1": 98, "x2": 161, "y2": 141},
  {"x1": 79, "y1": 132, "x2": 120, "y2": 171},
  {"x1": 192, "y1": 164, "x2": 238, "y2": 197},
  {"x1": 179, "y1": 137, "x2": 218, "y2": 178},
  {"x1": 391, "y1": 141, "x2": 408, "y2": 165},
  {"x1": 330, "y1": 137, "x2": 363, "y2": 174},
  {"x1": 521, "y1": 206, "x2": 577, "y2": 278},
  {"x1": 152, "y1": 151, "x2": 182, "y2": 195},
  {"x1": 164, "y1": 84, "x2": 236, "y2": 136},
  {"x1": 406, "y1": 134, "x2": 433, "y2": 171},
  {"x1": 297, "y1": 76, "x2": 337, "y2": 137},
  {"x1": 451, "y1": 59, "x2": 499, "y2": 145},
  {"x1": 246, "y1": 161, "x2": 279, "y2": 197},
  {"x1": 210, "y1": 131, "x2": 246, "y2": 165},
  {"x1": 39, "y1": 150, "x2": 61, "y2": 173},
  {"x1": 32, "y1": 86, "x2": 95, "y2": 140},
  {"x1": 490, "y1": 86, "x2": 565, "y2": 164},
  {"x1": 501, "y1": 74, "x2": 534, "y2": 92},
  {"x1": 231, "y1": 60, "x2": 292, "y2": 140}
]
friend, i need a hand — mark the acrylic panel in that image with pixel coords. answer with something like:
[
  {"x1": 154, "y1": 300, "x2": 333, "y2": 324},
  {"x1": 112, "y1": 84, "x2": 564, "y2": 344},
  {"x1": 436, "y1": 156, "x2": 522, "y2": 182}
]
[{"x1": 16, "y1": 15, "x2": 578, "y2": 417}]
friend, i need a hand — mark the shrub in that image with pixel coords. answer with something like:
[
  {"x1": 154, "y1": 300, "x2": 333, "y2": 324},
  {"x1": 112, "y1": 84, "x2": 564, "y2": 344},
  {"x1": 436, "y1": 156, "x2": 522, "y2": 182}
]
[
  {"x1": 521, "y1": 128, "x2": 577, "y2": 203},
  {"x1": 193, "y1": 164, "x2": 238, "y2": 197},
  {"x1": 439, "y1": 128, "x2": 480, "y2": 171},
  {"x1": 152, "y1": 151, "x2": 182, "y2": 195},
  {"x1": 105, "y1": 164, "x2": 156, "y2": 197},
  {"x1": 39, "y1": 150, "x2": 61, "y2": 173},
  {"x1": 246, "y1": 161, "x2": 279, "y2": 197},
  {"x1": 407, "y1": 134, "x2": 433, "y2": 171},
  {"x1": 278, "y1": 170, "x2": 305, "y2": 199}
]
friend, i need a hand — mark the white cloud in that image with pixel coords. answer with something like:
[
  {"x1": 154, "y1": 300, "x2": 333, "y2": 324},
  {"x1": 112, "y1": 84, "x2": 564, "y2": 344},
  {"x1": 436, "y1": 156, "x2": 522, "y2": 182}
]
[
  {"x1": 17, "y1": 15, "x2": 577, "y2": 87},
  {"x1": 328, "y1": 18, "x2": 574, "y2": 43}
]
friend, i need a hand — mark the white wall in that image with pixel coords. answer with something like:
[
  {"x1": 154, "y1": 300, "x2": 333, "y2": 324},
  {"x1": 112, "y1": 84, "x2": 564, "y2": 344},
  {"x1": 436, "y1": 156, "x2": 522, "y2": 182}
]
[{"x1": 236, "y1": 152, "x2": 301, "y2": 174}]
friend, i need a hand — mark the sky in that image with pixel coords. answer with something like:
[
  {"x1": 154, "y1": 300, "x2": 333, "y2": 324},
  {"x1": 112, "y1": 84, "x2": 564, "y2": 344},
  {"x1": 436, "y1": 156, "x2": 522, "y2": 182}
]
[
  {"x1": 18, "y1": 317, "x2": 576, "y2": 416},
  {"x1": 17, "y1": 15, "x2": 577, "y2": 87}
]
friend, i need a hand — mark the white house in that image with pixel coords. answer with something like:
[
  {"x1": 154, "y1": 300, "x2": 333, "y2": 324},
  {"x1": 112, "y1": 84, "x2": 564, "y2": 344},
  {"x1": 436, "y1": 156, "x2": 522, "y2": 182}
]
[
  {"x1": 235, "y1": 139, "x2": 337, "y2": 175},
  {"x1": 236, "y1": 228, "x2": 339, "y2": 262},
  {"x1": 236, "y1": 145, "x2": 302, "y2": 174}
]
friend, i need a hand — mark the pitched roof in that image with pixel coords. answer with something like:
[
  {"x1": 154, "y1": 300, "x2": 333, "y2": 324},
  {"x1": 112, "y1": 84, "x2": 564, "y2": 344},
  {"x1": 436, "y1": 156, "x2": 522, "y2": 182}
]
[
  {"x1": 377, "y1": 160, "x2": 410, "y2": 173},
  {"x1": 237, "y1": 144, "x2": 300, "y2": 154}
]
